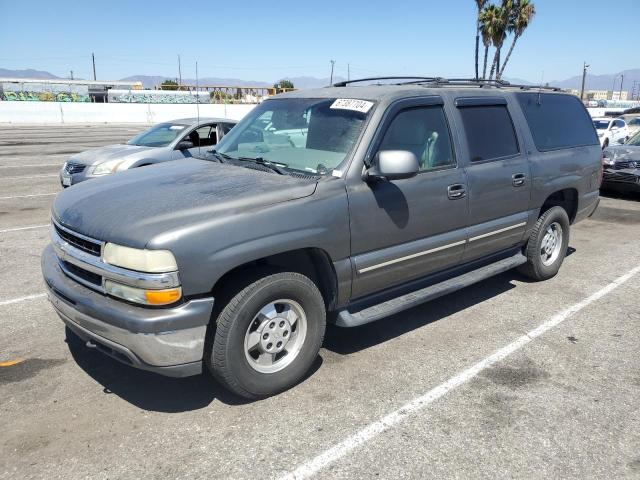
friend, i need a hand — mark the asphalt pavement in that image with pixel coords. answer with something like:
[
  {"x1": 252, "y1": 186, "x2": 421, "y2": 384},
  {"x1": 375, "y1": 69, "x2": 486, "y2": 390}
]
[{"x1": 0, "y1": 124, "x2": 639, "y2": 480}]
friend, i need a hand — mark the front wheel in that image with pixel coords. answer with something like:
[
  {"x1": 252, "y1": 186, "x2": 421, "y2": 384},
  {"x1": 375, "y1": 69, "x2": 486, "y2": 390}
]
[
  {"x1": 519, "y1": 206, "x2": 570, "y2": 281},
  {"x1": 207, "y1": 272, "x2": 326, "y2": 399}
]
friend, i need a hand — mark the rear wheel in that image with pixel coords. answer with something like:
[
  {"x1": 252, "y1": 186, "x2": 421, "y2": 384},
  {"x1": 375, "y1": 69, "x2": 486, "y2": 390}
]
[
  {"x1": 602, "y1": 138, "x2": 609, "y2": 148},
  {"x1": 207, "y1": 272, "x2": 326, "y2": 399},
  {"x1": 519, "y1": 206, "x2": 570, "y2": 281}
]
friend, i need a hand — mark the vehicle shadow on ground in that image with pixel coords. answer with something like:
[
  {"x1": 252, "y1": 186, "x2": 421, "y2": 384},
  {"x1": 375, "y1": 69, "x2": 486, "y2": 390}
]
[
  {"x1": 322, "y1": 258, "x2": 572, "y2": 355},
  {"x1": 65, "y1": 328, "x2": 323, "y2": 412},
  {"x1": 600, "y1": 189, "x2": 640, "y2": 202}
]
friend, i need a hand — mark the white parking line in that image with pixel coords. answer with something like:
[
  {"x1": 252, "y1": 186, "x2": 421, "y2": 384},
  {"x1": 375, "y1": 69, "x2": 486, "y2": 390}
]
[
  {"x1": 0, "y1": 224, "x2": 50, "y2": 233},
  {"x1": 0, "y1": 163, "x2": 62, "y2": 168},
  {"x1": 0, "y1": 174, "x2": 58, "y2": 180},
  {"x1": 0, "y1": 293, "x2": 47, "y2": 307},
  {"x1": 277, "y1": 264, "x2": 640, "y2": 480},
  {"x1": 0, "y1": 193, "x2": 57, "y2": 200}
]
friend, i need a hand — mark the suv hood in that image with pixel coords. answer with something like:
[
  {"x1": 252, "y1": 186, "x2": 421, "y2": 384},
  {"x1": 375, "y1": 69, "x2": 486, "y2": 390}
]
[
  {"x1": 53, "y1": 159, "x2": 318, "y2": 248},
  {"x1": 69, "y1": 144, "x2": 157, "y2": 166}
]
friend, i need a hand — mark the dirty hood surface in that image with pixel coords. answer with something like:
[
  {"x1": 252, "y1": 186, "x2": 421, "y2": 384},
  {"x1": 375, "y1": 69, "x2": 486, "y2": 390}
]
[
  {"x1": 68, "y1": 144, "x2": 158, "y2": 166},
  {"x1": 53, "y1": 159, "x2": 317, "y2": 248}
]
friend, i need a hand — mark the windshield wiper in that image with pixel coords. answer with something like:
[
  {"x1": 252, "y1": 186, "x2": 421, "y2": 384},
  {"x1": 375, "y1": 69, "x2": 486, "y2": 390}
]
[
  {"x1": 205, "y1": 149, "x2": 233, "y2": 163},
  {"x1": 236, "y1": 156, "x2": 288, "y2": 175}
]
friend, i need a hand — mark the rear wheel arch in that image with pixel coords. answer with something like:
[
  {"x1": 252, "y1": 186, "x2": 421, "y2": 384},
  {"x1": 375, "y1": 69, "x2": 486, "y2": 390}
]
[{"x1": 539, "y1": 188, "x2": 579, "y2": 224}]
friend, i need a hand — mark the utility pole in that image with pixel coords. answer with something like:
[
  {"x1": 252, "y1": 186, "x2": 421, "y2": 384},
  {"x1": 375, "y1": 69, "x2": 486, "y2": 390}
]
[
  {"x1": 347, "y1": 63, "x2": 350, "y2": 82},
  {"x1": 178, "y1": 55, "x2": 182, "y2": 87},
  {"x1": 619, "y1": 74, "x2": 624, "y2": 100},
  {"x1": 92, "y1": 52, "x2": 96, "y2": 81},
  {"x1": 580, "y1": 62, "x2": 589, "y2": 102},
  {"x1": 70, "y1": 70, "x2": 74, "y2": 80},
  {"x1": 329, "y1": 60, "x2": 335, "y2": 86}
]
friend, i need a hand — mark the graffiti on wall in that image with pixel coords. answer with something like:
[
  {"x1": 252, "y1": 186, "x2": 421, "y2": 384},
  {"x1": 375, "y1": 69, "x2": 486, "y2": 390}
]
[
  {"x1": 1, "y1": 83, "x2": 91, "y2": 102},
  {"x1": 1, "y1": 91, "x2": 90, "y2": 102},
  {"x1": 108, "y1": 90, "x2": 210, "y2": 104}
]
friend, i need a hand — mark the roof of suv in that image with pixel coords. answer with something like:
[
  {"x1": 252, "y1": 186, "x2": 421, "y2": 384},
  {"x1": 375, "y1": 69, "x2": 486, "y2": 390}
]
[{"x1": 277, "y1": 83, "x2": 567, "y2": 103}]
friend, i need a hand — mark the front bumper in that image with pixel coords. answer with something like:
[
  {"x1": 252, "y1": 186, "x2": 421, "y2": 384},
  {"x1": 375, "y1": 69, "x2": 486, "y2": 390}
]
[
  {"x1": 42, "y1": 245, "x2": 214, "y2": 377},
  {"x1": 602, "y1": 169, "x2": 640, "y2": 192}
]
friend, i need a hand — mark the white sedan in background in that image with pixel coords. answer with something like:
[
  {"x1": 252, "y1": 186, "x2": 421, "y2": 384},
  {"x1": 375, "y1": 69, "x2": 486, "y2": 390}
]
[
  {"x1": 592, "y1": 117, "x2": 629, "y2": 148},
  {"x1": 59, "y1": 117, "x2": 237, "y2": 187}
]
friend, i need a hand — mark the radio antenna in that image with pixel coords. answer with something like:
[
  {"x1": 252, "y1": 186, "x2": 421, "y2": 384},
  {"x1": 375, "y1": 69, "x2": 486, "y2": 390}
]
[
  {"x1": 537, "y1": 70, "x2": 544, "y2": 105},
  {"x1": 196, "y1": 60, "x2": 201, "y2": 156}
]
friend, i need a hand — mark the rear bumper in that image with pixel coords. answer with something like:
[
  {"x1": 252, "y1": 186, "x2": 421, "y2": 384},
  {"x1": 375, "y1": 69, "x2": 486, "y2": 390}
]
[{"x1": 42, "y1": 244, "x2": 214, "y2": 377}]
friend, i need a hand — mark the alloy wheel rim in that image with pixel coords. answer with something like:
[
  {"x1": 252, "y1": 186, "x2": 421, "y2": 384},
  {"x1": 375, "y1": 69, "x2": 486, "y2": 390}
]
[
  {"x1": 540, "y1": 222, "x2": 563, "y2": 266},
  {"x1": 243, "y1": 299, "x2": 307, "y2": 374}
]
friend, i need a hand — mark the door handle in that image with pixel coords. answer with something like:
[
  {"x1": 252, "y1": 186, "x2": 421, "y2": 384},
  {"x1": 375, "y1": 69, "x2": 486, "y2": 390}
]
[
  {"x1": 512, "y1": 173, "x2": 526, "y2": 187},
  {"x1": 447, "y1": 184, "x2": 466, "y2": 200}
]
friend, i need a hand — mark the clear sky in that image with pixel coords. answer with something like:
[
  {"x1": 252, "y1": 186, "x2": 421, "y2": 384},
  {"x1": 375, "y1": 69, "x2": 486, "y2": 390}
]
[{"x1": 1, "y1": 0, "x2": 638, "y2": 83}]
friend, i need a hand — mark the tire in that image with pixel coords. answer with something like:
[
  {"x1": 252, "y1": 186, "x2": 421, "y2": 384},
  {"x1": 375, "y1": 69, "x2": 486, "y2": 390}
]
[
  {"x1": 602, "y1": 138, "x2": 609, "y2": 149},
  {"x1": 207, "y1": 272, "x2": 326, "y2": 399},
  {"x1": 518, "y1": 206, "x2": 570, "y2": 281}
]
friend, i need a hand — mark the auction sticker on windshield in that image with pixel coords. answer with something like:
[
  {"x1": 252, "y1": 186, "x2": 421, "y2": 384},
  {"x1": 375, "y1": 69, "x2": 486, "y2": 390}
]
[{"x1": 330, "y1": 98, "x2": 374, "y2": 113}]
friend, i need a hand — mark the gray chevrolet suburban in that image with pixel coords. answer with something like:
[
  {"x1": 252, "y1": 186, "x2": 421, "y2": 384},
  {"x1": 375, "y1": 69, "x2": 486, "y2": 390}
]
[{"x1": 42, "y1": 78, "x2": 602, "y2": 399}]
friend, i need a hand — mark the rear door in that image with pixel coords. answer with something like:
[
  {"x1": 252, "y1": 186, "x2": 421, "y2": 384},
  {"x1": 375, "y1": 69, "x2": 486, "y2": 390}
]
[{"x1": 454, "y1": 96, "x2": 532, "y2": 261}]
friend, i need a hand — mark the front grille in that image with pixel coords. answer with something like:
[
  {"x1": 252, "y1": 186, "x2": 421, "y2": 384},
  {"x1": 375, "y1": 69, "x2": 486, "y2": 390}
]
[
  {"x1": 54, "y1": 224, "x2": 102, "y2": 256},
  {"x1": 65, "y1": 162, "x2": 86, "y2": 174},
  {"x1": 603, "y1": 171, "x2": 640, "y2": 183},
  {"x1": 613, "y1": 160, "x2": 640, "y2": 170},
  {"x1": 62, "y1": 260, "x2": 102, "y2": 287}
]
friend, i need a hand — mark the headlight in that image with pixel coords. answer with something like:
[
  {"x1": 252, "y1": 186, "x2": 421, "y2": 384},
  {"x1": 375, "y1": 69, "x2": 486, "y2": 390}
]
[
  {"x1": 92, "y1": 159, "x2": 126, "y2": 176},
  {"x1": 103, "y1": 243, "x2": 178, "y2": 273},
  {"x1": 105, "y1": 280, "x2": 182, "y2": 306}
]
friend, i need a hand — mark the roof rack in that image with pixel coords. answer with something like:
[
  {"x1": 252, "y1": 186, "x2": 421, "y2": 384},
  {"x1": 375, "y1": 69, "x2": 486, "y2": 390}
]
[
  {"x1": 333, "y1": 76, "x2": 563, "y2": 91},
  {"x1": 333, "y1": 76, "x2": 442, "y2": 87}
]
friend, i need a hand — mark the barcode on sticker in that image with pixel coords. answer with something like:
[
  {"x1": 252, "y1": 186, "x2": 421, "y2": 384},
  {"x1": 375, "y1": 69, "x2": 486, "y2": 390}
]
[{"x1": 330, "y1": 98, "x2": 374, "y2": 113}]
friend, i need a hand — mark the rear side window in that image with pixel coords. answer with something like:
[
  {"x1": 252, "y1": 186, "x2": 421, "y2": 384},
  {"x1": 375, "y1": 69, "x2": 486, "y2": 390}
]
[
  {"x1": 516, "y1": 93, "x2": 598, "y2": 151},
  {"x1": 459, "y1": 105, "x2": 519, "y2": 162}
]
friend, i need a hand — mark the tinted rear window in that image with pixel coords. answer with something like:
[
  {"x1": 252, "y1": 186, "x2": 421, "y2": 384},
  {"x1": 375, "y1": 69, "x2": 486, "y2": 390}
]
[
  {"x1": 516, "y1": 93, "x2": 598, "y2": 151},
  {"x1": 459, "y1": 105, "x2": 519, "y2": 162}
]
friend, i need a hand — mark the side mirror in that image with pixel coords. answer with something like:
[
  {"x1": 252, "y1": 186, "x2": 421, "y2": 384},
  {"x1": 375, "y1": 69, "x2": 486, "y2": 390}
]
[
  {"x1": 176, "y1": 140, "x2": 194, "y2": 150},
  {"x1": 365, "y1": 150, "x2": 420, "y2": 182}
]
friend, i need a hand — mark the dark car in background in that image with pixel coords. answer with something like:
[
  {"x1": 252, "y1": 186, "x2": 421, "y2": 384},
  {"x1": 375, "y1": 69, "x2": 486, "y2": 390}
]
[{"x1": 602, "y1": 131, "x2": 640, "y2": 194}]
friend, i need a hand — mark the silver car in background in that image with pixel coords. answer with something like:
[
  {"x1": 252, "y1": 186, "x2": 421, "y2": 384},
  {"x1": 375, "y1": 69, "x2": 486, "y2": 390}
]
[{"x1": 60, "y1": 117, "x2": 237, "y2": 186}]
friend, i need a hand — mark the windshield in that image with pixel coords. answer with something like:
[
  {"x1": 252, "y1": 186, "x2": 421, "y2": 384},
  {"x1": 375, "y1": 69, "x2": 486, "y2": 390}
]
[
  {"x1": 628, "y1": 118, "x2": 640, "y2": 126},
  {"x1": 127, "y1": 123, "x2": 188, "y2": 147},
  {"x1": 213, "y1": 98, "x2": 373, "y2": 174},
  {"x1": 593, "y1": 120, "x2": 610, "y2": 130},
  {"x1": 626, "y1": 131, "x2": 640, "y2": 146}
]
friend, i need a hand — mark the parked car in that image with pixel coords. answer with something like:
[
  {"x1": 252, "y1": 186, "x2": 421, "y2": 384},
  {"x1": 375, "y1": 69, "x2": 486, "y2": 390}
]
[
  {"x1": 42, "y1": 79, "x2": 601, "y2": 399},
  {"x1": 601, "y1": 131, "x2": 640, "y2": 193},
  {"x1": 620, "y1": 114, "x2": 640, "y2": 137},
  {"x1": 59, "y1": 118, "x2": 237, "y2": 186},
  {"x1": 592, "y1": 116, "x2": 629, "y2": 148}
]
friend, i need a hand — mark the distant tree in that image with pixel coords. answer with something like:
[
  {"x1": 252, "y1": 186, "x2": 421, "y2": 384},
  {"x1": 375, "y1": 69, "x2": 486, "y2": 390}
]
[
  {"x1": 161, "y1": 79, "x2": 179, "y2": 90},
  {"x1": 274, "y1": 79, "x2": 295, "y2": 92},
  {"x1": 474, "y1": 0, "x2": 488, "y2": 79},
  {"x1": 498, "y1": 0, "x2": 536, "y2": 79}
]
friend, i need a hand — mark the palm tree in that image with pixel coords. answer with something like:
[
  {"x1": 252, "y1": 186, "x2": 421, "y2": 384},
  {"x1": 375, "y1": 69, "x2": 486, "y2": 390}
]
[
  {"x1": 474, "y1": 0, "x2": 488, "y2": 79},
  {"x1": 498, "y1": 0, "x2": 536, "y2": 79},
  {"x1": 478, "y1": 5, "x2": 498, "y2": 79},
  {"x1": 488, "y1": 1, "x2": 512, "y2": 80}
]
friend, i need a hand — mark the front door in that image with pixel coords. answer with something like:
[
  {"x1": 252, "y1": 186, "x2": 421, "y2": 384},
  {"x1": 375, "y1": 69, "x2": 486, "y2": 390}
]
[
  {"x1": 347, "y1": 97, "x2": 469, "y2": 299},
  {"x1": 453, "y1": 97, "x2": 532, "y2": 261}
]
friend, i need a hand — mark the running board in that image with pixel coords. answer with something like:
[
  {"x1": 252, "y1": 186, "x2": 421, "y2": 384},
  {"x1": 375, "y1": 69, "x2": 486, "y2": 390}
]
[{"x1": 336, "y1": 252, "x2": 527, "y2": 327}]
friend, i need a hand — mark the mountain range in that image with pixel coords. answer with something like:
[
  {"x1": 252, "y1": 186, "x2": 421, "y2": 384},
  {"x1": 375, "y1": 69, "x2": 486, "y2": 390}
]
[{"x1": 1, "y1": 67, "x2": 638, "y2": 93}]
